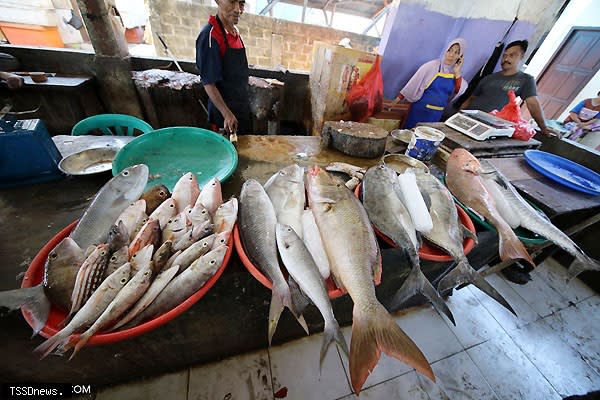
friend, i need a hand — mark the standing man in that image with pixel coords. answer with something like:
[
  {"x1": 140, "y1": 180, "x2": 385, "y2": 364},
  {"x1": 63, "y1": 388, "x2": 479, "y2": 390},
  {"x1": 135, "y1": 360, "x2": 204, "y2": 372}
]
[
  {"x1": 196, "y1": 0, "x2": 250, "y2": 134},
  {"x1": 460, "y1": 40, "x2": 551, "y2": 137}
]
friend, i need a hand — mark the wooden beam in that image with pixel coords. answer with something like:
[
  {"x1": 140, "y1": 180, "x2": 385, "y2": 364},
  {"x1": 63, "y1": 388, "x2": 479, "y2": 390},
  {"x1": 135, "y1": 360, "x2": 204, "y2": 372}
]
[{"x1": 259, "y1": 0, "x2": 281, "y2": 15}]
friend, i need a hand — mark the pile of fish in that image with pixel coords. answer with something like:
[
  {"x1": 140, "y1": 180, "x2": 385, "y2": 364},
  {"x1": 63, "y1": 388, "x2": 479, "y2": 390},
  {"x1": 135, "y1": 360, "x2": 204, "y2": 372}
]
[
  {"x1": 238, "y1": 164, "x2": 434, "y2": 395},
  {"x1": 0, "y1": 165, "x2": 236, "y2": 360},
  {"x1": 445, "y1": 148, "x2": 600, "y2": 279}
]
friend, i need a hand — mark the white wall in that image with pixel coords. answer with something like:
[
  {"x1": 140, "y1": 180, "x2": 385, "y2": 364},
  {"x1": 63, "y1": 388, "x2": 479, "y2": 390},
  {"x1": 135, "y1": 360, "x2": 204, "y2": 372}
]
[{"x1": 525, "y1": 0, "x2": 600, "y2": 120}]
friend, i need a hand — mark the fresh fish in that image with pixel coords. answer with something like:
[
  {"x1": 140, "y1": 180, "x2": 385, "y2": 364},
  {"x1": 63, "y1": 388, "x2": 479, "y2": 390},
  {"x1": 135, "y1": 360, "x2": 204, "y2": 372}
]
[
  {"x1": 325, "y1": 162, "x2": 366, "y2": 179},
  {"x1": 239, "y1": 179, "x2": 308, "y2": 344},
  {"x1": 213, "y1": 231, "x2": 231, "y2": 248},
  {"x1": 445, "y1": 149, "x2": 534, "y2": 267},
  {"x1": 162, "y1": 212, "x2": 189, "y2": 244},
  {"x1": 186, "y1": 202, "x2": 211, "y2": 228},
  {"x1": 129, "y1": 218, "x2": 161, "y2": 258},
  {"x1": 172, "y1": 221, "x2": 213, "y2": 252},
  {"x1": 152, "y1": 241, "x2": 173, "y2": 274},
  {"x1": 306, "y1": 166, "x2": 433, "y2": 395},
  {"x1": 130, "y1": 244, "x2": 154, "y2": 274},
  {"x1": 414, "y1": 169, "x2": 515, "y2": 315},
  {"x1": 165, "y1": 250, "x2": 182, "y2": 270},
  {"x1": 301, "y1": 209, "x2": 331, "y2": 280},
  {"x1": 362, "y1": 165, "x2": 454, "y2": 325},
  {"x1": 264, "y1": 164, "x2": 305, "y2": 238},
  {"x1": 140, "y1": 184, "x2": 171, "y2": 215},
  {"x1": 115, "y1": 200, "x2": 147, "y2": 241},
  {"x1": 276, "y1": 224, "x2": 349, "y2": 366},
  {"x1": 111, "y1": 265, "x2": 179, "y2": 331},
  {"x1": 172, "y1": 172, "x2": 200, "y2": 213},
  {"x1": 67, "y1": 254, "x2": 154, "y2": 358},
  {"x1": 478, "y1": 159, "x2": 600, "y2": 279},
  {"x1": 395, "y1": 169, "x2": 433, "y2": 233},
  {"x1": 149, "y1": 198, "x2": 176, "y2": 229},
  {"x1": 104, "y1": 246, "x2": 129, "y2": 279},
  {"x1": 70, "y1": 164, "x2": 149, "y2": 249},
  {"x1": 0, "y1": 237, "x2": 84, "y2": 335},
  {"x1": 65, "y1": 243, "x2": 110, "y2": 323},
  {"x1": 34, "y1": 262, "x2": 131, "y2": 359},
  {"x1": 170, "y1": 234, "x2": 215, "y2": 271},
  {"x1": 107, "y1": 221, "x2": 129, "y2": 251},
  {"x1": 196, "y1": 177, "x2": 223, "y2": 218},
  {"x1": 213, "y1": 198, "x2": 238, "y2": 234},
  {"x1": 130, "y1": 245, "x2": 228, "y2": 324}
]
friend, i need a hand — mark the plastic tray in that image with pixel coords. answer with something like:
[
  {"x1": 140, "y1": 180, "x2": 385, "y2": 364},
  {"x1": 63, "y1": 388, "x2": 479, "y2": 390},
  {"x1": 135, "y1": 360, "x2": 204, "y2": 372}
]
[{"x1": 21, "y1": 221, "x2": 232, "y2": 345}]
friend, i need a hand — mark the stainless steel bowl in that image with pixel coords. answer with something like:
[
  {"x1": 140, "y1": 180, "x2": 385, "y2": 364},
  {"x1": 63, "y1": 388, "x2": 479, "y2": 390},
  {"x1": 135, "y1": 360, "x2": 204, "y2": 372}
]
[
  {"x1": 58, "y1": 147, "x2": 119, "y2": 175},
  {"x1": 382, "y1": 153, "x2": 429, "y2": 174}
]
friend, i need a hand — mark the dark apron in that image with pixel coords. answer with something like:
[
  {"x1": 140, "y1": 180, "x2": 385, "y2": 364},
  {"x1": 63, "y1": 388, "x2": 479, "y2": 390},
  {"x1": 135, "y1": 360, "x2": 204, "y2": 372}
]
[{"x1": 208, "y1": 16, "x2": 250, "y2": 134}]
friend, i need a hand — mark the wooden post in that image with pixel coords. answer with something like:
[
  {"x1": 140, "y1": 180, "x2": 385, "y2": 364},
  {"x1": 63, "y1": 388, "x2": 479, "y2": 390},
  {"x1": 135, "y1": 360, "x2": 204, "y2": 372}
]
[{"x1": 76, "y1": 0, "x2": 144, "y2": 117}]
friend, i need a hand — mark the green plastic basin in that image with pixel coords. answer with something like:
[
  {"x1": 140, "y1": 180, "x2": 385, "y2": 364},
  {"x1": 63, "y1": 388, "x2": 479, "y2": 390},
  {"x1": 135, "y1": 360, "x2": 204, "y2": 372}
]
[{"x1": 112, "y1": 127, "x2": 238, "y2": 191}]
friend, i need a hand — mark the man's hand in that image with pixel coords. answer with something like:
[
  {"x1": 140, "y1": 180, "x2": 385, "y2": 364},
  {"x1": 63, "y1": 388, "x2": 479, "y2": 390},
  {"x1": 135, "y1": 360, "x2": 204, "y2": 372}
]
[{"x1": 223, "y1": 110, "x2": 238, "y2": 134}]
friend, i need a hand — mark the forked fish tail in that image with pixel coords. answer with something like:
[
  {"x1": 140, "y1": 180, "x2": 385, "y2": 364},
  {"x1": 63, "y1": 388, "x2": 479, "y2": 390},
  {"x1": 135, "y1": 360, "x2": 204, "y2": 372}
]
[
  {"x1": 567, "y1": 254, "x2": 600, "y2": 281},
  {"x1": 497, "y1": 224, "x2": 535, "y2": 268},
  {"x1": 349, "y1": 302, "x2": 434, "y2": 394},
  {"x1": 0, "y1": 285, "x2": 50, "y2": 337}
]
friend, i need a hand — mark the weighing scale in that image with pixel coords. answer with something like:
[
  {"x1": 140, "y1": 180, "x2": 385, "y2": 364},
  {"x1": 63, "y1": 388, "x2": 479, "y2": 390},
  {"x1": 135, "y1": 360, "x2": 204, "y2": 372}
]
[{"x1": 445, "y1": 110, "x2": 515, "y2": 141}]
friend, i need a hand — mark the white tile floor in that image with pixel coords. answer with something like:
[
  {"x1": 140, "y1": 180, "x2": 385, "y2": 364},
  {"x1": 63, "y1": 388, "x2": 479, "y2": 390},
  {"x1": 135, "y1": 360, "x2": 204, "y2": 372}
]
[{"x1": 96, "y1": 258, "x2": 600, "y2": 400}]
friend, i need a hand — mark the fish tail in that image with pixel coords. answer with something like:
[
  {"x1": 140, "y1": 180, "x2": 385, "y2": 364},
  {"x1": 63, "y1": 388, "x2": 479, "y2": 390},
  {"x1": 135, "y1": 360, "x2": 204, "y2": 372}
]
[
  {"x1": 320, "y1": 319, "x2": 349, "y2": 372},
  {"x1": 390, "y1": 266, "x2": 455, "y2": 325},
  {"x1": 438, "y1": 259, "x2": 516, "y2": 316},
  {"x1": 0, "y1": 285, "x2": 50, "y2": 337},
  {"x1": 350, "y1": 302, "x2": 434, "y2": 394},
  {"x1": 497, "y1": 225, "x2": 535, "y2": 268},
  {"x1": 34, "y1": 332, "x2": 68, "y2": 360},
  {"x1": 268, "y1": 282, "x2": 289, "y2": 345},
  {"x1": 68, "y1": 333, "x2": 91, "y2": 361},
  {"x1": 567, "y1": 254, "x2": 600, "y2": 281}
]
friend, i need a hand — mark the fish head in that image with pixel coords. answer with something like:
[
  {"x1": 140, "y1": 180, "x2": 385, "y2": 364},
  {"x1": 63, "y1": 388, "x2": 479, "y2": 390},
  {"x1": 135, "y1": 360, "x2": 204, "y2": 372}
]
[
  {"x1": 275, "y1": 223, "x2": 301, "y2": 250},
  {"x1": 114, "y1": 262, "x2": 132, "y2": 284},
  {"x1": 131, "y1": 244, "x2": 154, "y2": 264},
  {"x1": 203, "y1": 177, "x2": 222, "y2": 193},
  {"x1": 215, "y1": 198, "x2": 238, "y2": 222},
  {"x1": 43, "y1": 237, "x2": 85, "y2": 285},
  {"x1": 305, "y1": 167, "x2": 345, "y2": 205},
  {"x1": 187, "y1": 203, "x2": 210, "y2": 226},
  {"x1": 115, "y1": 164, "x2": 149, "y2": 187},
  {"x1": 145, "y1": 184, "x2": 170, "y2": 201},
  {"x1": 241, "y1": 179, "x2": 265, "y2": 198},
  {"x1": 107, "y1": 220, "x2": 130, "y2": 250},
  {"x1": 448, "y1": 149, "x2": 481, "y2": 174},
  {"x1": 267, "y1": 164, "x2": 304, "y2": 187},
  {"x1": 212, "y1": 232, "x2": 229, "y2": 247},
  {"x1": 109, "y1": 246, "x2": 129, "y2": 266}
]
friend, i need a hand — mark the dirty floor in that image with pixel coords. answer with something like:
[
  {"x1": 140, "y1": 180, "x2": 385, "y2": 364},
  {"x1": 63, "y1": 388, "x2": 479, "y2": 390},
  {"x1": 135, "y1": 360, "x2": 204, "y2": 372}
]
[{"x1": 95, "y1": 258, "x2": 600, "y2": 400}]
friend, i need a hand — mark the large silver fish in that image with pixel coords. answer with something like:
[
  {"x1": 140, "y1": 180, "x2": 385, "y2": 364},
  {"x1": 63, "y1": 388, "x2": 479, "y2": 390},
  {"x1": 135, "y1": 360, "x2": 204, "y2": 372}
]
[
  {"x1": 276, "y1": 224, "x2": 349, "y2": 366},
  {"x1": 413, "y1": 169, "x2": 515, "y2": 315},
  {"x1": 306, "y1": 166, "x2": 433, "y2": 395},
  {"x1": 362, "y1": 165, "x2": 455, "y2": 325},
  {"x1": 70, "y1": 164, "x2": 149, "y2": 249},
  {"x1": 239, "y1": 179, "x2": 308, "y2": 344},
  {"x1": 479, "y1": 159, "x2": 600, "y2": 279},
  {"x1": 34, "y1": 262, "x2": 131, "y2": 359},
  {"x1": 0, "y1": 237, "x2": 84, "y2": 335},
  {"x1": 265, "y1": 164, "x2": 305, "y2": 238}
]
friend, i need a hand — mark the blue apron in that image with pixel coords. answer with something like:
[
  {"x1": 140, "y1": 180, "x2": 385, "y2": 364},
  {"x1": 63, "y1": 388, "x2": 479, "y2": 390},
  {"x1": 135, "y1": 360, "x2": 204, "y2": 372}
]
[{"x1": 403, "y1": 72, "x2": 455, "y2": 129}]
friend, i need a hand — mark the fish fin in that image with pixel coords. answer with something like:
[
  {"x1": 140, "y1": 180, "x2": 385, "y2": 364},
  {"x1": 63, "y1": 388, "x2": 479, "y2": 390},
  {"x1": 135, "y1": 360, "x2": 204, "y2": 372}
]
[
  {"x1": 421, "y1": 190, "x2": 432, "y2": 213},
  {"x1": 350, "y1": 302, "x2": 434, "y2": 394},
  {"x1": 438, "y1": 260, "x2": 516, "y2": 316},
  {"x1": 84, "y1": 245, "x2": 96, "y2": 259},
  {"x1": 461, "y1": 224, "x2": 478, "y2": 244},
  {"x1": 567, "y1": 255, "x2": 600, "y2": 281},
  {"x1": 373, "y1": 246, "x2": 382, "y2": 286},
  {"x1": 34, "y1": 332, "x2": 68, "y2": 360},
  {"x1": 497, "y1": 226, "x2": 535, "y2": 268},
  {"x1": 320, "y1": 319, "x2": 348, "y2": 372},
  {"x1": 68, "y1": 334, "x2": 91, "y2": 361},
  {"x1": 329, "y1": 271, "x2": 346, "y2": 292},
  {"x1": 391, "y1": 267, "x2": 455, "y2": 325},
  {"x1": 0, "y1": 285, "x2": 50, "y2": 337},
  {"x1": 268, "y1": 282, "x2": 288, "y2": 345},
  {"x1": 288, "y1": 276, "x2": 311, "y2": 316}
]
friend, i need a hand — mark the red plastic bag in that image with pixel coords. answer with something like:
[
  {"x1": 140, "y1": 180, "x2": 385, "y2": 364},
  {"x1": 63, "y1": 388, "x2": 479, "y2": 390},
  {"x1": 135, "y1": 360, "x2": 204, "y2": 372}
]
[
  {"x1": 491, "y1": 90, "x2": 536, "y2": 141},
  {"x1": 346, "y1": 55, "x2": 383, "y2": 122}
]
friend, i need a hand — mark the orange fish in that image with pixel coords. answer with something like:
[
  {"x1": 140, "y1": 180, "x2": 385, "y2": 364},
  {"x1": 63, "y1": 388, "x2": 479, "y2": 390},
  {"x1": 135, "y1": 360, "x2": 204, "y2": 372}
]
[{"x1": 445, "y1": 148, "x2": 534, "y2": 267}]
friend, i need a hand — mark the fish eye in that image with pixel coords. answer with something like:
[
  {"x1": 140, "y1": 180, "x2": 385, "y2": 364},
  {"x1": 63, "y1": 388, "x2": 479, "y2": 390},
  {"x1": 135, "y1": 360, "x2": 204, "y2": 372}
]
[
  {"x1": 144, "y1": 271, "x2": 149, "y2": 275},
  {"x1": 110, "y1": 255, "x2": 117, "y2": 262},
  {"x1": 120, "y1": 278, "x2": 127, "y2": 283},
  {"x1": 49, "y1": 253, "x2": 58, "y2": 259},
  {"x1": 220, "y1": 239, "x2": 225, "y2": 244},
  {"x1": 101, "y1": 250, "x2": 107, "y2": 255},
  {"x1": 159, "y1": 191, "x2": 166, "y2": 196},
  {"x1": 201, "y1": 210, "x2": 207, "y2": 214},
  {"x1": 210, "y1": 260, "x2": 216, "y2": 265},
  {"x1": 169, "y1": 204, "x2": 174, "y2": 208},
  {"x1": 203, "y1": 242, "x2": 208, "y2": 247},
  {"x1": 286, "y1": 227, "x2": 292, "y2": 232},
  {"x1": 123, "y1": 171, "x2": 129, "y2": 176}
]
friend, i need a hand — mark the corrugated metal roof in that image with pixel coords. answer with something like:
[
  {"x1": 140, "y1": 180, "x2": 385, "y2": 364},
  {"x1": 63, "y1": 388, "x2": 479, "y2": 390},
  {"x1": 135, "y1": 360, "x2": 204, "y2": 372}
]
[{"x1": 259, "y1": 0, "x2": 390, "y2": 19}]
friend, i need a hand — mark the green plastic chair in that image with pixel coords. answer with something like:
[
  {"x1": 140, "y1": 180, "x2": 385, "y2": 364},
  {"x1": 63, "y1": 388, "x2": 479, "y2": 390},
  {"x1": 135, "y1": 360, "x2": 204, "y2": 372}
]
[{"x1": 71, "y1": 114, "x2": 154, "y2": 136}]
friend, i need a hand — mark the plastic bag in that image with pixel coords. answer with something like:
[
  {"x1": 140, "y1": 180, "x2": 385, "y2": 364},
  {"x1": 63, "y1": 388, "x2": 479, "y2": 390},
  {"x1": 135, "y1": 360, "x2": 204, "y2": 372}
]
[
  {"x1": 490, "y1": 90, "x2": 536, "y2": 141},
  {"x1": 346, "y1": 55, "x2": 383, "y2": 122}
]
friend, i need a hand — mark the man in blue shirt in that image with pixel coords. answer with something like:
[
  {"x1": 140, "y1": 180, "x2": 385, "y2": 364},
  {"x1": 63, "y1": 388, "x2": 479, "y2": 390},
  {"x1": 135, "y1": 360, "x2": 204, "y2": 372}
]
[{"x1": 196, "y1": 0, "x2": 249, "y2": 134}]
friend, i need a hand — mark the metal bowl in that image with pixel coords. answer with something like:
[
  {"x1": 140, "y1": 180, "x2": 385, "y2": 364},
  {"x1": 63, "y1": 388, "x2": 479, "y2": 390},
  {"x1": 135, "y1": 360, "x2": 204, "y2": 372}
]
[
  {"x1": 58, "y1": 146, "x2": 119, "y2": 175},
  {"x1": 390, "y1": 129, "x2": 413, "y2": 144},
  {"x1": 382, "y1": 153, "x2": 429, "y2": 174}
]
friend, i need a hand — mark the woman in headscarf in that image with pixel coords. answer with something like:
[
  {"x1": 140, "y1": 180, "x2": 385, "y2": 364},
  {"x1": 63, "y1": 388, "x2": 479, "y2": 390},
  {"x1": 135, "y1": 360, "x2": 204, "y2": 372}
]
[{"x1": 396, "y1": 38, "x2": 468, "y2": 128}]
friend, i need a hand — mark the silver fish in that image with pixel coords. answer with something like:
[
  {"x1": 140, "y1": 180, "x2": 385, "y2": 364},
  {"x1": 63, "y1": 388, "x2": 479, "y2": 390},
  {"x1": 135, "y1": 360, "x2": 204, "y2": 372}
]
[
  {"x1": 172, "y1": 172, "x2": 200, "y2": 214},
  {"x1": 414, "y1": 169, "x2": 515, "y2": 315},
  {"x1": 149, "y1": 198, "x2": 177, "y2": 230},
  {"x1": 171, "y1": 234, "x2": 215, "y2": 271},
  {"x1": 70, "y1": 164, "x2": 149, "y2": 249},
  {"x1": 197, "y1": 177, "x2": 223, "y2": 218},
  {"x1": 213, "y1": 198, "x2": 238, "y2": 235},
  {"x1": 34, "y1": 262, "x2": 131, "y2": 359},
  {"x1": 104, "y1": 246, "x2": 129, "y2": 279},
  {"x1": 152, "y1": 241, "x2": 173, "y2": 274},
  {"x1": 115, "y1": 199, "x2": 147, "y2": 241},
  {"x1": 362, "y1": 165, "x2": 454, "y2": 325},
  {"x1": 479, "y1": 159, "x2": 600, "y2": 279},
  {"x1": 306, "y1": 166, "x2": 433, "y2": 395},
  {"x1": 240, "y1": 179, "x2": 308, "y2": 344},
  {"x1": 276, "y1": 224, "x2": 349, "y2": 366},
  {"x1": 301, "y1": 209, "x2": 331, "y2": 280},
  {"x1": 264, "y1": 164, "x2": 305, "y2": 238}
]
